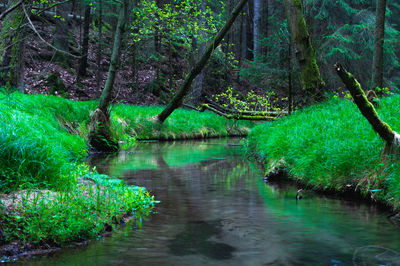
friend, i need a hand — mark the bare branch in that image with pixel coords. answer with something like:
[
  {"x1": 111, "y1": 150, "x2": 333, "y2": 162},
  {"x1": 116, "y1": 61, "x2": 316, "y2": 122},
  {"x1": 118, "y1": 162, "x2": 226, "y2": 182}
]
[
  {"x1": 0, "y1": 0, "x2": 22, "y2": 21},
  {"x1": 32, "y1": 0, "x2": 72, "y2": 16}
]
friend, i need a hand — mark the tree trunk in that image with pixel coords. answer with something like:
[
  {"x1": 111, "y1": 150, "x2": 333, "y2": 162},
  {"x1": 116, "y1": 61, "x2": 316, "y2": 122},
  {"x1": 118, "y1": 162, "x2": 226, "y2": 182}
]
[
  {"x1": 288, "y1": 41, "x2": 293, "y2": 114},
  {"x1": 154, "y1": 0, "x2": 249, "y2": 124},
  {"x1": 53, "y1": 1, "x2": 71, "y2": 64},
  {"x1": 238, "y1": 11, "x2": 244, "y2": 68},
  {"x1": 0, "y1": 0, "x2": 25, "y2": 91},
  {"x1": 284, "y1": 0, "x2": 325, "y2": 104},
  {"x1": 88, "y1": 0, "x2": 128, "y2": 152},
  {"x1": 371, "y1": 0, "x2": 386, "y2": 90},
  {"x1": 245, "y1": 0, "x2": 254, "y2": 60},
  {"x1": 260, "y1": 0, "x2": 269, "y2": 56},
  {"x1": 335, "y1": 62, "x2": 399, "y2": 170},
  {"x1": 77, "y1": 3, "x2": 91, "y2": 78},
  {"x1": 96, "y1": 0, "x2": 103, "y2": 90},
  {"x1": 335, "y1": 62, "x2": 398, "y2": 145},
  {"x1": 253, "y1": 0, "x2": 261, "y2": 57},
  {"x1": 188, "y1": 1, "x2": 206, "y2": 107}
]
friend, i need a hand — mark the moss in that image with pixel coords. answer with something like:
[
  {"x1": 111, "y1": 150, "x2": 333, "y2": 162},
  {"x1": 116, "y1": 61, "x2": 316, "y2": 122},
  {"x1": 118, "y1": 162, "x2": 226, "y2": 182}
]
[
  {"x1": 337, "y1": 64, "x2": 394, "y2": 143},
  {"x1": 288, "y1": 0, "x2": 324, "y2": 103}
]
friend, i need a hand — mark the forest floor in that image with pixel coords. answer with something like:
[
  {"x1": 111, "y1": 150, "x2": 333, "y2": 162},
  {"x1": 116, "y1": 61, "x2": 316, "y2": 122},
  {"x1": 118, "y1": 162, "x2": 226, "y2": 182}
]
[
  {"x1": 247, "y1": 95, "x2": 400, "y2": 214},
  {"x1": 22, "y1": 18, "x2": 272, "y2": 109},
  {"x1": 24, "y1": 21, "x2": 160, "y2": 104}
]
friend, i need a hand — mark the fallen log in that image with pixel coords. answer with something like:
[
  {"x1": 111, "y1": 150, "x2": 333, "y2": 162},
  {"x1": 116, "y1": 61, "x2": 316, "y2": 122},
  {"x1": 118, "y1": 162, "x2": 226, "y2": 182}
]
[
  {"x1": 204, "y1": 102, "x2": 288, "y2": 117},
  {"x1": 198, "y1": 104, "x2": 276, "y2": 121}
]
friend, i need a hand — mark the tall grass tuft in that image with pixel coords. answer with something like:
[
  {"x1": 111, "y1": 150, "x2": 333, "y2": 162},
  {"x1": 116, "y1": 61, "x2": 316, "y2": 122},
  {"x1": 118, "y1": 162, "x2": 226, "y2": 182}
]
[{"x1": 0, "y1": 92, "x2": 93, "y2": 192}]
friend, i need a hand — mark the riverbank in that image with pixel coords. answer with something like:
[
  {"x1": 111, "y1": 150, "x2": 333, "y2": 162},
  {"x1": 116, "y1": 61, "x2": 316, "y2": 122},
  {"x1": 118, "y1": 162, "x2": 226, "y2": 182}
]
[
  {"x1": 0, "y1": 92, "x2": 254, "y2": 261},
  {"x1": 247, "y1": 95, "x2": 400, "y2": 210}
]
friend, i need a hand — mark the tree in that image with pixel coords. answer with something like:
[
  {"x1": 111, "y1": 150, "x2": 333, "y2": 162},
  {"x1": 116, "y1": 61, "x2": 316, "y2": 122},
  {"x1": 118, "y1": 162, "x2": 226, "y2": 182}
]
[
  {"x1": 253, "y1": 0, "x2": 261, "y2": 56},
  {"x1": 284, "y1": 0, "x2": 325, "y2": 104},
  {"x1": 88, "y1": 0, "x2": 128, "y2": 152},
  {"x1": 0, "y1": 0, "x2": 26, "y2": 91},
  {"x1": 53, "y1": 0, "x2": 71, "y2": 64},
  {"x1": 245, "y1": 0, "x2": 254, "y2": 60},
  {"x1": 371, "y1": 0, "x2": 387, "y2": 90},
  {"x1": 188, "y1": 0, "x2": 207, "y2": 107},
  {"x1": 154, "y1": 0, "x2": 249, "y2": 124},
  {"x1": 78, "y1": 2, "x2": 92, "y2": 78}
]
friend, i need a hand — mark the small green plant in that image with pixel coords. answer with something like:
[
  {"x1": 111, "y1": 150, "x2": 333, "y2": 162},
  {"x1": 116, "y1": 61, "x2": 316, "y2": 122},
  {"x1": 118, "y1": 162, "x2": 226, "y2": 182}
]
[
  {"x1": 213, "y1": 87, "x2": 281, "y2": 112},
  {"x1": 375, "y1": 87, "x2": 390, "y2": 96}
]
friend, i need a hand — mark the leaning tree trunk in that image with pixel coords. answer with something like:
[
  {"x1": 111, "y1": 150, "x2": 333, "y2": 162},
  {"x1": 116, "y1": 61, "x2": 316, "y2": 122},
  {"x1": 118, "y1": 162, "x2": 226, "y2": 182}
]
[
  {"x1": 154, "y1": 0, "x2": 249, "y2": 124},
  {"x1": 88, "y1": 0, "x2": 128, "y2": 152},
  {"x1": 0, "y1": 0, "x2": 26, "y2": 91},
  {"x1": 371, "y1": 0, "x2": 387, "y2": 90},
  {"x1": 284, "y1": 0, "x2": 325, "y2": 104},
  {"x1": 335, "y1": 63, "x2": 399, "y2": 163}
]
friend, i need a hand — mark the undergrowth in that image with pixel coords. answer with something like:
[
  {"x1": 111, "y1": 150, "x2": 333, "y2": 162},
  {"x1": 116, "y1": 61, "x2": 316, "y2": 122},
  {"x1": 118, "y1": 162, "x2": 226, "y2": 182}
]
[{"x1": 247, "y1": 95, "x2": 400, "y2": 207}]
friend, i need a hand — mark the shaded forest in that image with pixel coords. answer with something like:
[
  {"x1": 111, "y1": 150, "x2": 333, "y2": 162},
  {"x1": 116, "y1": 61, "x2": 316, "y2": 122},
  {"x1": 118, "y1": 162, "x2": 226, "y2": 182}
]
[{"x1": 1, "y1": 0, "x2": 399, "y2": 111}]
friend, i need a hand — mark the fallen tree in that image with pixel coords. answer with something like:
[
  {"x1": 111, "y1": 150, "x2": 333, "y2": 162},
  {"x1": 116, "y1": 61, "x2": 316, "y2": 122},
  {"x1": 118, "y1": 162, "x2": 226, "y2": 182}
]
[
  {"x1": 201, "y1": 102, "x2": 288, "y2": 117},
  {"x1": 197, "y1": 104, "x2": 277, "y2": 121},
  {"x1": 154, "y1": 0, "x2": 249, "y2": 124}
]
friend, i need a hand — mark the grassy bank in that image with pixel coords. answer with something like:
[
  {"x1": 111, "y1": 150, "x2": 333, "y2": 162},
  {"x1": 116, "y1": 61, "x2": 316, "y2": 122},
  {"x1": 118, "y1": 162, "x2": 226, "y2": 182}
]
[
  {"x1": 0, "y1": 91, "x2": 254, "y2": 256},
  {"x1": 247, "y1": 95, "x2": 400, "y2": 208}
]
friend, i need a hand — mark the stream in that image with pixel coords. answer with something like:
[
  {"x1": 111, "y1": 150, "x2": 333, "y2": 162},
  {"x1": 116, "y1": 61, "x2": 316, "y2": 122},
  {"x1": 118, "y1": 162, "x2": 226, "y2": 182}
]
[{"x1": 21, "y1": 139, "x2": 400, "y2": 265}]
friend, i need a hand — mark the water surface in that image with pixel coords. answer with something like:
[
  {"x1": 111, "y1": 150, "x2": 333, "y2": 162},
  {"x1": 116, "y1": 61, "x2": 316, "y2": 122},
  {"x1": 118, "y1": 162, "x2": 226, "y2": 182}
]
[{"x1": 23, "y1": 139, "x2": 400, "y2": 265}]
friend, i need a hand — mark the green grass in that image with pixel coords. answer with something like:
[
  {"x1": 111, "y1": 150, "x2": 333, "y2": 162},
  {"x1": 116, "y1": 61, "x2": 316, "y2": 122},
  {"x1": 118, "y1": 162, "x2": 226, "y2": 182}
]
[
  {"x1": 1, "y1": 171, "x2": 155, "y2": 246},
  {"x1": 247, "y1": 95, "x2": 400, "y2": 208},
  {"x1": 0, "y1": 93, "x2": 91, "y2": 192},
  {"x1": 0, "y1": 91, "x2": 255, "y2": 250},
  {"x1": 111, "y1": 104, "x2": 254, "y2": 140}
]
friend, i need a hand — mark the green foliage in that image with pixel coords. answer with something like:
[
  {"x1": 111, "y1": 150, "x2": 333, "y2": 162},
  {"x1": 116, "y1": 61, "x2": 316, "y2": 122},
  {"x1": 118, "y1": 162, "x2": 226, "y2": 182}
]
[
  {"x1": 131, "y1": 0, "x2": 222, "y2": 45},
  {"x1": 213, "y1": 86, "x2": 281, "y2": 112},
  {"x1": 248, "y1": 94, "x2": 400, "y2": 206}
]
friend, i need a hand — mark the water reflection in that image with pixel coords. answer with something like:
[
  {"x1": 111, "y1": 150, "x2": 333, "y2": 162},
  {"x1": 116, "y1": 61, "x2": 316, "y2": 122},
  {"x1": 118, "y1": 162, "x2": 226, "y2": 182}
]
[
  {"x1": 22, "y1": 139, "x2": 400, "y2": 266},
  {"x1": 168, "y1": 220, "x2": 236, "y2": 260}
]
